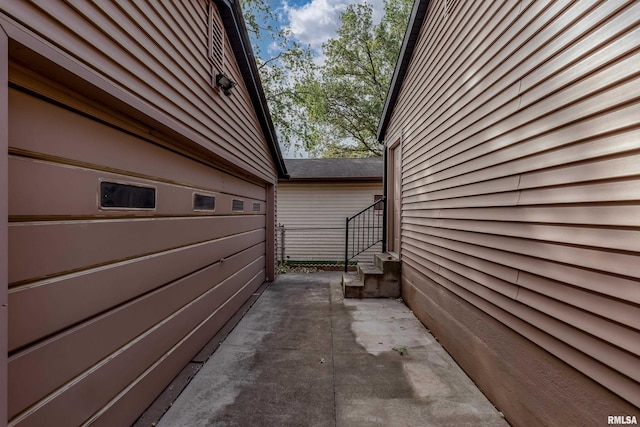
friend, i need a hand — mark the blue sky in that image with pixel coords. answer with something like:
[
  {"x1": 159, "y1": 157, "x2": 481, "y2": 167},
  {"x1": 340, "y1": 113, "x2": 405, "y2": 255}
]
[{"x1": 255, "y1": 0, "x2": 385, "y2": 60}]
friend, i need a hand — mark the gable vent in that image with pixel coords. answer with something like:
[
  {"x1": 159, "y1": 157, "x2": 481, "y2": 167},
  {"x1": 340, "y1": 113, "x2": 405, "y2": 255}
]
[{"x1": 208, "y1": 2, "x2": 225, "y2": 74}]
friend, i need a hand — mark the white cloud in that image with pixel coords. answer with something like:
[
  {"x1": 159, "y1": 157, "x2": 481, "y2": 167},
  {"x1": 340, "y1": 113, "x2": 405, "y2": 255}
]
[
  {"x1": 283, "y1": 0, "x2": 386, "y2": 54},
  {"x1": 267, "y1": 40, "x2": 281, "y2": 56},
  {"x1": 369, "y1": 0, "x2": 385, "y2": 23},
  {"x1": 284, "y1": 0, "x2": 348, "y2": 51}
]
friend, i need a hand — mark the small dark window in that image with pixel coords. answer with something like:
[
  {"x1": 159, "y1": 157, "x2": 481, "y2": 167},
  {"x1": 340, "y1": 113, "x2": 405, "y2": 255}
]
[
  {"x1": 232, "y1": 199, "x2": 244, "y2": 212},
  {"x1": 253, "y1": 202, "x2": 261, "y2": 212},
  {"x1": 374, "y1": 195, "x2": 384, "y2": 211},
  {"x1": 194, "y1": 194, "x2": 216, "y2": 211},
  {"x1": 100, "y1": 182, "x2": 155, "y2": 209}
]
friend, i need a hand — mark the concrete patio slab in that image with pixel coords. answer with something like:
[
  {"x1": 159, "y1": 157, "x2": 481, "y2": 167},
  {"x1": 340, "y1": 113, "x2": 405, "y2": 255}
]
[{"x1": 156, "y1": 272, "x2": 508, "y2": 427}]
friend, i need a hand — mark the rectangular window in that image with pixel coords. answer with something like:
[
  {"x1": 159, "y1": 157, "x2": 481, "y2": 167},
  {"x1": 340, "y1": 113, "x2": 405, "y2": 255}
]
[
  {"x1": 100, "y1": 181, "x2": 155, "y2": 209},
  {"x1": 232, "y1": 199, "x2": 244, "y2": 212},
  {"x1": 253, "y1": 202, "x2": 261, "y2": 212},
  {"x1": 194, "y1": 194, "x2": 216, "y2": 211}
]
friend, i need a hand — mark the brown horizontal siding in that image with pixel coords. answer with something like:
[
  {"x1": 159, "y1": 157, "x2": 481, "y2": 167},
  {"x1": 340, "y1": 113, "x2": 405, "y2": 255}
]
[
  {"x1": 9, "y1": 259, "x2": 265, "y2": 426},
  {"x1": 407, "y1": 2, "x2": 632, "y2": 171},
  {"x1": 9, "y1": 245, "x2": 264, "y2": 419},
  {"x1": 87, "y1": 268, "x2": 265, "y2": 426},
  {"x1": 1, "y1": 0, "x2": 277, "y2": 182},
  {"x1": 402, "y1": 242, "x2": 640, "y2": 363},
  {"x1": 402, "y1": 259, "x2": 640, "y2": 408},
  {"x1": 403, "y1": 217, "x2": 640, "y2": 255},
  {"x1": 402, "y1": 227, "x2": 639, "y2": 303},
  {"x1": 402, "y1": 263, "x2": 639, "y2": 427},
  {"x1": 6, "y1": 88, "x2": 271, "y2": 425},
  {"x1": 9, "y1": 229, "x2": 265, "y2": 352},
  {"x1": 8, "y1": 156, "x2": 266, "y2": 219},
  {"x1": 9, "y1": 215, "x2": 265, "y2": 285},
  {"x1": 407, "y1": 12, "x2": 638, "y2": 179},
  {"x1": 8, "y1": 88, "x2": 267, "y2": 201},
  {"x1": 413, "y1": 205, "x2": 640, "y2": 226},
  {"x1": 402, "y1": 129, "x2": 640, "y2": 196},
  {"x1": 384, "y1": 0, "x2": 640, "y2": 417}
]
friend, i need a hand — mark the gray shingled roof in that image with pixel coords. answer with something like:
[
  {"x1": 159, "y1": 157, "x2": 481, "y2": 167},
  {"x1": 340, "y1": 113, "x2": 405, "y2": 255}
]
[{"x1": 283, "y1": 157, "x2": 383, "y2": 181}]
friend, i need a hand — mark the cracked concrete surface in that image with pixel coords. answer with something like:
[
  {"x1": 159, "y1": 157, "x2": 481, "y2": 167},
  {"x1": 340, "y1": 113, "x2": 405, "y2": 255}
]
[{"x1": 157, "y1": 272, "x2": 508, "y2": 426}]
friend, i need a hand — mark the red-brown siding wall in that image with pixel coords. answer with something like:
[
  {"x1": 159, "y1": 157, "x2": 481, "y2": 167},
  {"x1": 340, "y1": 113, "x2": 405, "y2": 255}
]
[
  {"x1": 1, "y1": 0, "x2": 280, "y2": 425},
  {"x1": 7, "y1": 86, "x2": 269, "y2": 426},
  {"x1": 384, "y1": 1, "x2": 640, "y2": 425},
  {"x1": 0, "y1": 0, "x2": 277, "y2": 183}
]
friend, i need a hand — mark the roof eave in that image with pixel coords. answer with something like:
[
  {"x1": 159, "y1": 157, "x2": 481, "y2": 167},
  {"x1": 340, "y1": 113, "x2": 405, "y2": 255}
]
[
  {"x1": 215, "y1": 0, "x2": 289, "y2": 179},
  {"x1": 279, "y1": 177, "x2": 383, "y2": 183},
  {"x1": 376, "y1": 0, "x2": 432, "y2": 142}
]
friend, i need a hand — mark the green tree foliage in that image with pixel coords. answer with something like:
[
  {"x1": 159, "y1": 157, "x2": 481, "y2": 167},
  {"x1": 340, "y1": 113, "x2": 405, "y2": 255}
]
[
  {"x1": 239, "y1": 0, "x2": 315, "y2": 154},
  {"x1": 241, "y1": 0, "x2": 412, "y2": 158},
  {"x1": 297, "y1": 0, "x2": 413, "y2": 157}
]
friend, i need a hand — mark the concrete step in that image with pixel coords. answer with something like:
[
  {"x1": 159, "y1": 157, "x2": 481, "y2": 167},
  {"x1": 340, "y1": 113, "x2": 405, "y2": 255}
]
[
  {"x1": 342, "y1": 272, "x2": 363, "y2": 298},
  {"x1": 358, "y1": 262, "x2": 383, "y2": 285},
  {"x1": 373, "y1": 253, "x2": 401, "y2": 276},
  {"x1": 343, "y1": 253, "x2": 401, "y2": 298}
]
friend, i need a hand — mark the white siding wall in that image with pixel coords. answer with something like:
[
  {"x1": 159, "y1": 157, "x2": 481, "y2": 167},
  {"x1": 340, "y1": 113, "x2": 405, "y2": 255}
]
[{"x1": 278, "y1": 182, "x2": 383, "y2": 262}]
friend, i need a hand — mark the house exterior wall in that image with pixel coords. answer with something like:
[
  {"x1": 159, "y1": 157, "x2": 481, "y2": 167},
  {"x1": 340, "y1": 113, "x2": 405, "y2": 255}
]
[
  {"x1": 0, "y1": 0, "x2": 277, "y2": 183},
  {"x1": 278, "y1": 182, "x2": 383, "y2": 262},
  {"x1": 1, "y1": 1, "x2": 279, "y2": 425},
  {"x1": 383, "y1": 1, "x2": 640, "y2": 425}
]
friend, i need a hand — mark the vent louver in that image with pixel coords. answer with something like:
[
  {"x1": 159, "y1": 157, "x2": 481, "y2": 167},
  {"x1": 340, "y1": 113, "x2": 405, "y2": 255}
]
[{"x1": 208, "y1": 3, "x2": 224, "y2": 74}]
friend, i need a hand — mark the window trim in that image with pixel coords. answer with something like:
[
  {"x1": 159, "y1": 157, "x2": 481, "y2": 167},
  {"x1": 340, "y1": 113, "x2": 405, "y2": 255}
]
[
  {"x1": 98, "y1": 179, "x2": 157, "y2": 211},
  {"x1": 193, "y1": 192, "x2": 216, "y2": 212}
]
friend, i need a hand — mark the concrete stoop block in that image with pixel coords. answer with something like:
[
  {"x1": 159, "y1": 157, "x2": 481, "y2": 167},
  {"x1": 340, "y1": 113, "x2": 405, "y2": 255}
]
[{"x1": 342, "y1": 253, "x2": 401, "y2": 298}]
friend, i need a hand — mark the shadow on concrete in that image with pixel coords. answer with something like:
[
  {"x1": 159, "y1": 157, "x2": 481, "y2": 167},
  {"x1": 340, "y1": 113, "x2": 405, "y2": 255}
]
[{"x1": 152, "y1": 272, "x2": 508, "y2": 427}]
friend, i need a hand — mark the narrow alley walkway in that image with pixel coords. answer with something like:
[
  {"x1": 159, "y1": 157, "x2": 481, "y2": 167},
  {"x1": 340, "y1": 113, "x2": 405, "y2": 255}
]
[{"x1": 156, "y1": 272, "x2": 508, "y2": 426}]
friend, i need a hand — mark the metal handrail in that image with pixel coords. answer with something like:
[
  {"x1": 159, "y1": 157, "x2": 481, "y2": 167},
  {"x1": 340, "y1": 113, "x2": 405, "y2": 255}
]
[
  {"x1": 344, "y1": 197, "x2": 386, "y2": 272},
  {"x1": 348, "y1": 198, "x2": 384, "y2": 219}
]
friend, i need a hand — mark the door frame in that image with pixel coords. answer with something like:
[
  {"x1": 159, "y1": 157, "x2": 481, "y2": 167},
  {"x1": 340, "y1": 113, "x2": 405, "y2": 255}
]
[{"x1": 386, "y1": 136, "x2": 402, "y2": 257}]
